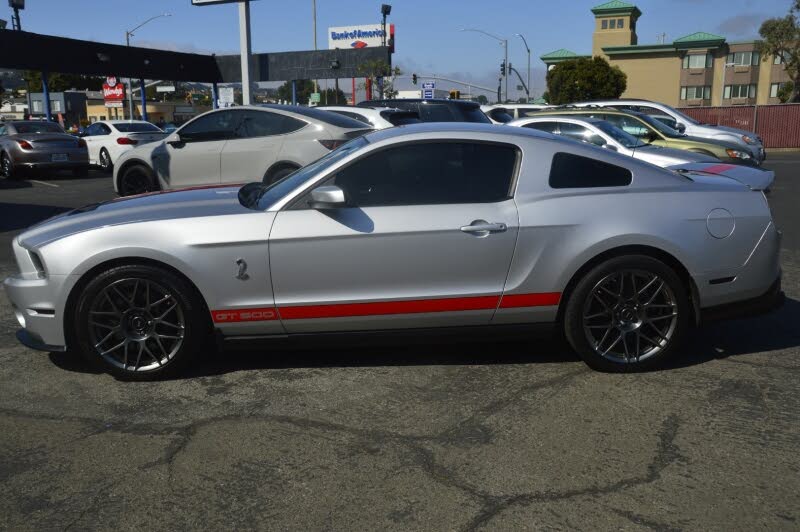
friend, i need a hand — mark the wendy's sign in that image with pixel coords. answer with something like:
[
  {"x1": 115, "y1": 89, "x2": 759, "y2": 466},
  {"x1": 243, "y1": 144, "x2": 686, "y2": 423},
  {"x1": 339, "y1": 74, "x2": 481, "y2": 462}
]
[{"x1": 103, "y1": 76, "x2": 125, "y2": 107}]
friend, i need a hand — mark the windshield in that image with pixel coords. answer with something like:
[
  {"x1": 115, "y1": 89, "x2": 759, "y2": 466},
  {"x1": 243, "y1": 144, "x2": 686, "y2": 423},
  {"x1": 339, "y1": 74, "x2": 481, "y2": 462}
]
[
  {"x1": 248, "y1": 136, "x2": 370, "y2": 210},
  {"x1": 636, "y1": 113, "x2": 685, "y2": 138},
  {"x1": 114, "y1": 122, "x2": 163, "y2": 133},
  {"x1": 14, "y1": 122, "x2": 64, "y2": 134},
  {"x1": 660, "y1": 104, "x2": 700, "y2": 126},
  {"x1": 593, "y1": 120, "x2": 647, "y2": 149}
]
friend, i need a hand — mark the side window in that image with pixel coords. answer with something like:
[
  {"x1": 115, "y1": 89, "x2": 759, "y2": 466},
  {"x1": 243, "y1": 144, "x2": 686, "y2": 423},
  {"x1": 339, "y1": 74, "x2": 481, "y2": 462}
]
[
  {"x1": 558, "y1": 123, "x2": 603, "y2": 145},
  {"x1": 179, "y1": 111, "x2": 242, "y2": 142},
  {"x1": 85, "y1": 123, "x2": 101, "y2": 136},
  {"x1": 237, "y1": 111, "x2": 306, "y2": 138},
  {"x1": 99, "y1": 124, "x2": 112, "y2": 135},
  {"x1": 549, "y1": 152, "x2": 632, "y2": 189},
  {"x1": 524, "y1": 121, "x2": 559, "y2": 134},
  {"x1": 321, "y1": 142, "x2": 518, "y2": 207},
  {"x1": 0, "y1": 125, "x2": 7, "y2": 136},
  {"x1": 602, "y1": 114, "x2": 648, "y2": 138},
  {"x1": 488, "y1": 109, "x2": 514, "y2": 123}
]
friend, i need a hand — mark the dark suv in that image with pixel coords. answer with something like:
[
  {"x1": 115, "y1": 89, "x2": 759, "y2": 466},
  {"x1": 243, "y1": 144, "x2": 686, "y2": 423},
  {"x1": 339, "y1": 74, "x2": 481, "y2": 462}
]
[{"x1": 359, "y1": 99, "x2": 491, "y2": 123}]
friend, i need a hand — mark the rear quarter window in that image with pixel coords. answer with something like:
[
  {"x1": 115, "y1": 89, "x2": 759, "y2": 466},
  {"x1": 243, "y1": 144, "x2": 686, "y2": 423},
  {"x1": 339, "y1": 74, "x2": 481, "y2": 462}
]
[{"x1": 549, "y1": 152, "x2": 632, "y2": 189}]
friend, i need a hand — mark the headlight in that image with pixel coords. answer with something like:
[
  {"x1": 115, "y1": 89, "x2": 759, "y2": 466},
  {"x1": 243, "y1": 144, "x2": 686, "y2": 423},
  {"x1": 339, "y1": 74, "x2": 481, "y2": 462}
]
[
  {"x1": 741, "y1": 135, "x2": 756, "y2": 145},
  {"x1": 726, "y1": 148, "x2": 752, "y2": 160}
]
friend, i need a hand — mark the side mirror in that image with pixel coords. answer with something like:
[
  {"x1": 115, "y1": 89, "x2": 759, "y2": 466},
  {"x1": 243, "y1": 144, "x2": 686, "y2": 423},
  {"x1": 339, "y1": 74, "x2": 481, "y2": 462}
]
[
  {"x1": 675, "y1": 123, "x2": 687, "y2": 133},
  {"x1": 645, "y1": 131, "x2": 659, "y2": 143},
  {"x1": 603, "y1": 144, "x2": 618, "y2": 152},
  {"x1": 309, "y1": 185, "x2": 347, "y2": 209},
  {"x1": 166, "y1": 132, "x2": 182, "y2": 145}
]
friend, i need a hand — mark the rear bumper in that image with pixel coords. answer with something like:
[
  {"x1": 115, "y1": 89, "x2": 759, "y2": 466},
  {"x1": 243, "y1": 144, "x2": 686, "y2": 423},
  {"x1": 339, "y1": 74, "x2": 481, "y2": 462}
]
[
  {"x1": 19, "y1": 161, "x2": 88, "y2": 169},
  {"x1": 702, "y1": 275, "x2": 784, "y2": 322}
]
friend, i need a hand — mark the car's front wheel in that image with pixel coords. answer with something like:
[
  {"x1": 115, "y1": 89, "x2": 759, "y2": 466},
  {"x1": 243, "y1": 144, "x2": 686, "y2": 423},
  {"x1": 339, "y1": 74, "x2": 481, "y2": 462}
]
[
  {"x1": 563, "y1": 255, "x2": 689, "y2": 372},
  {"x1": 72, "y1": 264, "x2": 208, "y2": 379},
  {"x1": 118, "y1": 164, "x2": 158, "y2": 196}
]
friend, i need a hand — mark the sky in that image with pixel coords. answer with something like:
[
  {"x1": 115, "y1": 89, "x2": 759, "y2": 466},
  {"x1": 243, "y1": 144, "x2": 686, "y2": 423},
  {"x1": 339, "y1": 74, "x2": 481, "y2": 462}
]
[{"x1": 4, "y1": 0, "x2": 794, "y2": 99}]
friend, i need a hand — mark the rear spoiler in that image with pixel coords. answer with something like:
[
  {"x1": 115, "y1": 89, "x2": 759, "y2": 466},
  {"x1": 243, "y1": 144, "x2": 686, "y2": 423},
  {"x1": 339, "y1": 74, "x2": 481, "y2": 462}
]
[{"x1": 668, "y1": 163, "x2": 774, "y2": 191}]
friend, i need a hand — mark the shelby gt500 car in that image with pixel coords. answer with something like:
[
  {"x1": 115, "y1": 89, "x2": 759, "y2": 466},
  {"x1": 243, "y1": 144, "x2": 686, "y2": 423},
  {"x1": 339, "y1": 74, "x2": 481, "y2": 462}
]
[{"x1": 4, "y1": 123, "x2": 782, "y2": 379}]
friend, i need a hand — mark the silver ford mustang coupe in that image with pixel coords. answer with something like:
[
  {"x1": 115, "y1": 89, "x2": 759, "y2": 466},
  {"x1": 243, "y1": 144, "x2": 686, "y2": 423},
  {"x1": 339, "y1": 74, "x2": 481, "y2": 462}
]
[{"x1": 4, "y1": 123, "x2": 782, "y2": 379}]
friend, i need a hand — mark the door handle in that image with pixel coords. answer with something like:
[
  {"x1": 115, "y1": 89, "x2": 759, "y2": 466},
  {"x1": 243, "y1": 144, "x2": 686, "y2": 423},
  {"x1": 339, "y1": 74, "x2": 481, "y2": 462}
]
[{"x1": 460, "y1": 220, "x2": 507, "y2": 235}]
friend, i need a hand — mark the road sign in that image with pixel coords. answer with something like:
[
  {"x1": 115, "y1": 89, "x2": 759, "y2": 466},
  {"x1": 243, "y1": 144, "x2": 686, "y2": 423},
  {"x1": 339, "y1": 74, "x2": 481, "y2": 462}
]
[
  {"x1": 156, "y1": 85, "x2": 175, "y2": 93},
  {"x1": 422, "y1": 82, "x2": 435, "y2": 90},
  {"x1": 218, "y1": 86, "x2": 234, "y2": 107},
  {"x1": 423, "y1": 89, "x2": 434, "y2": 99},
  {"x1": 310, "y1": 92, "x2": 321, "y2": 103}
]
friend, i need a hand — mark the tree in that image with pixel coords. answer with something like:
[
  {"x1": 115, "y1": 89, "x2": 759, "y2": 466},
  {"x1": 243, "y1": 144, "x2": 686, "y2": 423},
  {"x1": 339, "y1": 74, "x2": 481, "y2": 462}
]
[
  {"x1": 357, "y1": 59, "x2": 402, "y2": 99},
  {"x1": 277, "y1": 79, "x2": 315, "y2": 104},
  {"x1": 475, "y1": 94, "x2": 489, "y2": 105},
  {"x1": 545, "y1": 57, "x2": 627, "y2": 105},
  {"x1": 541, "y1": 91, "x2": 551, "y2": 104},
  {"x1": 23, "y1": 71, "x2": 103, "y2": 92},
  {"x1": 778, "y1": 80, "x2": 795, "y2": 103},
  {"x1": 757, "y1": 3, "x2": 800, "y2": 103}
]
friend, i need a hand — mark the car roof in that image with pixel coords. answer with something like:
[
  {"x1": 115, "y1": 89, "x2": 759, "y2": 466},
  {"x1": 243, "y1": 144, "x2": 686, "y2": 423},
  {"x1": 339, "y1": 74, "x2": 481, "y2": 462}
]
[
  {"x1": 362, "y1": 98, "x2": 480, "y2": 108},
  {"x1": 361, "y1": 121, "x2": 553, "y2": 144},
  {"x1": 101, "y1": 120, "x2": 153, "y2": 124},
  {"x1": 519, "y1": 115, "x2": 604, "y2": 124},
  {"x1": 537, "y1": 108, "x2": 646, "y2": 118}
]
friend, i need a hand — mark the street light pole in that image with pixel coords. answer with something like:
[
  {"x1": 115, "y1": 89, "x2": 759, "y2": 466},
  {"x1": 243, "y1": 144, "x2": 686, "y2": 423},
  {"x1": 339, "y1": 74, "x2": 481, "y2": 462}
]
[
  {"x1": 516, "y1": 33, "x2": 531, "y2": 102},
  {"x1": 460, "y1": 28, "x2": 508, "y2": 103},
  {"x1": 312, "y1": 0, "x2": 318, "y2": 96},
  {"x1": 125, "y1": 13, "x2": 171, "y2": 120}
]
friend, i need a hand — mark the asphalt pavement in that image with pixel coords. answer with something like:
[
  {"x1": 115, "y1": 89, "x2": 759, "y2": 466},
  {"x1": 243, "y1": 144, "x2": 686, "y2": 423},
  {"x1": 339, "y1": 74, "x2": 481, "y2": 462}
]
[{"x1": 1, "y1": 158, "x2": 799, "y2": 531}]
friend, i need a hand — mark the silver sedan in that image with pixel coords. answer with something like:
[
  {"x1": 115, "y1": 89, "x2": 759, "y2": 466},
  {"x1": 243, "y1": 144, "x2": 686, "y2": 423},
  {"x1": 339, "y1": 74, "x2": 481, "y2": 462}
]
[
  {"x1": 4, "y1": 123, "x2": 782, "y2": 379},
  {"x1": 0, "y1": 120, "x2": 89, "y2": 179}
]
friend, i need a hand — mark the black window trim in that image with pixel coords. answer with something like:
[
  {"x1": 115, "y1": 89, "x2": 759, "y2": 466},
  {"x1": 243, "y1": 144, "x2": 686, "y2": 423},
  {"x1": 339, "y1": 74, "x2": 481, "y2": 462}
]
[
  {"x1": 236, "y1": 109, "x2": 309, "y2": 139},
  {"x1": 548, "y1": 151, "x2": 633, "y2": 189},
  {"x1": 284, "y1": 138, "x2": 523, "y2": 211}
]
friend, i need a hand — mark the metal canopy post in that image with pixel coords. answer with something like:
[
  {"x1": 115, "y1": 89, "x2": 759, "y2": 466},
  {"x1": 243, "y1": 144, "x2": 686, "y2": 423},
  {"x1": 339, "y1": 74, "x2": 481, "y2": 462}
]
[
  {"x1": 239, "y1": 0, "x2": 253, "y2": 105},
  {"x1": 41, "y1": 70, "x2": 52, "y2": 121},
  {"x1": 291, "y1": 80, "x2": 297, "y2": 105},
  {"x1": 139, "y1": 79, "x2": 147, "y2": 121},
  {"x1": 212, "y1": 82, "x2": 219, "y2": 109}
]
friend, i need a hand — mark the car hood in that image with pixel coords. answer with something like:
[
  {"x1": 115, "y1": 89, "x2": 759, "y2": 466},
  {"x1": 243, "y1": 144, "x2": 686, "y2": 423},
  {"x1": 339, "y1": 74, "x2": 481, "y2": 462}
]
[
  {"x1": 699, "y1": 124, "x2": 760, "y2": 142},
  {"x1": 19, "y1": 185, "x2": 250, "y2": 249},
  {"x1": 633, "y1": 145, "x2": 717, "y2": 165},
  {"x1": 667, "y1": 162, "x2": 774, "y2": 191}
]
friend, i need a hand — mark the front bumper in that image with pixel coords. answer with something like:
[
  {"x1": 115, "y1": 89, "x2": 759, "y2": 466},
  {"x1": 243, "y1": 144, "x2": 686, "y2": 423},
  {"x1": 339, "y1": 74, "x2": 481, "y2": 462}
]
[{"x1": 3, "y1": 274, "x2": 69, "y2": 351}]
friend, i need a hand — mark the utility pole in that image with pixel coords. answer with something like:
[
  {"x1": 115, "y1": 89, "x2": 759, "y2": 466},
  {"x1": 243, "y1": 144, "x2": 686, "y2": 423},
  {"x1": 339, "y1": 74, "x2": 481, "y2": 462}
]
[
  {"x1": 516, "y1": 33, "x2": 531, "y2": 102},
  {"x1": 461, "y1": 28, "x2": 508, "y2": 103},
  {"x1": 312, "y1": 0, "x2": 318, "y2": 96},
  {"x1": 239, "y1": 1, "x2": 253, "y2": 105},
  {"x1": 125, "y1": 13, "x2": 171, "y2": 120}
]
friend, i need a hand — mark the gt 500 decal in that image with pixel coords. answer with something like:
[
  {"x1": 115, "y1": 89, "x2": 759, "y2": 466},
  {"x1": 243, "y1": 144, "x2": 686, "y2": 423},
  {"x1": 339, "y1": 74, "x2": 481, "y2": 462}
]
[
  {"x1": 211, "y1": 293, "x2": 562, "y2": 323},
  {"x1": 212, "y1": 308, "x2": 279, "y2": 323}
]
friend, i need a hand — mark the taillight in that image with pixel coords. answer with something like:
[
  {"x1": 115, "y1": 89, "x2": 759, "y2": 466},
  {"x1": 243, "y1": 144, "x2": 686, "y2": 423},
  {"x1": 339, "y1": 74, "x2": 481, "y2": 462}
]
[
  {"x1": 17, "y1": 140, "x2": 33, "y2": 150},
  {"x1": 77, "y1": 138, "x2": 87, "y2": 148},
  {"x1": 317, "y1": 139, "x2": 345, "y2": 150},
  {"x1": 117, "y1": 137, "x2": 138, "y2": 145}
]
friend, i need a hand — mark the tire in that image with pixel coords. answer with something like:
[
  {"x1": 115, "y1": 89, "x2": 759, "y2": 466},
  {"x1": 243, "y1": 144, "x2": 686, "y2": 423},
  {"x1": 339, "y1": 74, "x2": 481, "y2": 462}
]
[
  {"x1": 263, "y1": 164, "x2": 299, "y2": 185},
  {"x1": 98, "y1": 148, "x2": 113, "y2": 173},
  {"x1": 1, "y1": 152, "x2": 20, "y2": 180},
  {"x1": 118, "y1": 164, "x2": 158, "y2": 196},
  {"x1": 563, "y1": 255, "x2": 690, "y2": 372},
  {"x1": 71, "y1": 264, "x2": 209, "y2": 380}
]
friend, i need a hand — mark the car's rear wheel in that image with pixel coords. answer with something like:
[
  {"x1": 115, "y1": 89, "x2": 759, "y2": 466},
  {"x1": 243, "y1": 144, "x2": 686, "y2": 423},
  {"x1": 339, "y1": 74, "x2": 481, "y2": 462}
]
[
  {"x1": 119, "y1": 164, "x2": 158, "y2": 196},
  {"x1": 99, "y1": 148, "x2": 113, "y2": 172},
  {"x1": 563, "y1": 255, "x2": 689, "y2": 372},
  {"x1": 72, "y1": 264, "x2": 207, "y2": 380},
  {"x1": 1, "y1": 152, "x2": 20, "y2": 180}
]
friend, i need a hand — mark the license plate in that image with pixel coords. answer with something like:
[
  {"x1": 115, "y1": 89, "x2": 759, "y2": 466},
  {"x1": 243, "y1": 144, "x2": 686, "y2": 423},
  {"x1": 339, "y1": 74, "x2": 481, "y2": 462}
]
[{"x1": 51, "y1": 154, "x2": 68, "y2": 162}]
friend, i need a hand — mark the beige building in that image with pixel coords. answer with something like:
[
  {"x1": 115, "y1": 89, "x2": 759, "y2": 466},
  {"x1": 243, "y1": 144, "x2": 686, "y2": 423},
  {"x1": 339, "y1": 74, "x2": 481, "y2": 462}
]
[{"x1": 540, "y1": 0, "x2": 792, "y2": 107}]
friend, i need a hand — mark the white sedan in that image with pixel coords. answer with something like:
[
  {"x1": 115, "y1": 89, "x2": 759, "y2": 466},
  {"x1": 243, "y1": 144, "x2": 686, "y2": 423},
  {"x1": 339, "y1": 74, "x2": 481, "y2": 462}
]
[
  {"x1": 81, "y1": 120, "x2": 166, "y2": 172},
  {"x1": 318, "y1": 106, "x2": 421, "y2": 129}
]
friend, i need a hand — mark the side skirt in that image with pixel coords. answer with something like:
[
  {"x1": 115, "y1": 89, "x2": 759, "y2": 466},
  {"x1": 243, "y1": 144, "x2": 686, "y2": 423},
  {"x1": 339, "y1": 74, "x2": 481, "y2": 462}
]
[{"x1": 217, "y1": 323, "x2": 557, "y2": 352}]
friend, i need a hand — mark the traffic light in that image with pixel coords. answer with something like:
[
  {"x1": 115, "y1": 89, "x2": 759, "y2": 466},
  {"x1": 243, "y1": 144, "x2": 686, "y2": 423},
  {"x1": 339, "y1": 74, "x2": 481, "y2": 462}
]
[
  {"x1": 500, "y1": 61, "x2": 506, "y2": 76},
  {"x1": 412, "y1": 73, "x2": 418, "y2": 85},
  {"x1": 449, "y1": 89, "x2": 461, "y2": 100}
]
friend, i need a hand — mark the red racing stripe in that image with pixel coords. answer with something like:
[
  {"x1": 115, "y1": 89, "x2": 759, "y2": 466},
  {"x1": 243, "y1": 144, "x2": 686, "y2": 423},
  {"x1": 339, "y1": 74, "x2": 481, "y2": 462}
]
[
  {"x1": 499, "y1": 292, "x2": 561, "y2": 308},
  {"x1": 211, "y1": 292, "x2": 562, "y2": 323},
  {"x1": 278, "y1": 295, "x2": 500, "y2": 320}
]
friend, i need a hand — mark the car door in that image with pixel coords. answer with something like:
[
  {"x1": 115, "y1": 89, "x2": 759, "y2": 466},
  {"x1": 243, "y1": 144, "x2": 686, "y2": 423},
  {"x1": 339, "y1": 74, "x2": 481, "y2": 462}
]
[
  {"x1": 269, "y1": 140, "x2": 521, "y2": 333},
  {"x1": 82, "y1": 122, "x2": 108, "y2": 164},
  {"x1": 152, "y1": 110, "x2": 241, "y2": 188},
  {"x1": 220, "y1": 110, "x2": 305, "y2": 184}
]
